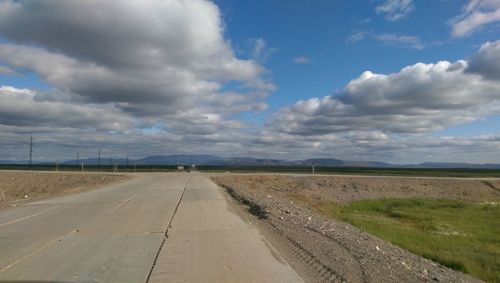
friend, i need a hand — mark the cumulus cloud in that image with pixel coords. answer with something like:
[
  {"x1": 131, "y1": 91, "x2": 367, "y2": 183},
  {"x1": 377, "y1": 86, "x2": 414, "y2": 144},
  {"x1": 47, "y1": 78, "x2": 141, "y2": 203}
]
[
  {"x1": 0, "y1": 86, "x2": 133, "y2": 131},
  {"x1": 0, "y1": 85, "x2": 260, "y2": 161},
  {"x1": 0, "y1": 0, "x2": 271, "y2": 117},
  {"x1": 0, "y1": 0, "x2": 280, "y2": 161},
  {"x1": 0, "y1": 0, "x2": 499, "y2": 164},
  {"x1": 241, "y1": 129, "x2": 500, "y2": 163},
  {"x1": 269, "y1": 42, "x2": 500, "y2": 137},
  {"x1": 466, "y1": 40, "x2": 500, "y2": 80},
  {"x1": 375, "y1": 0, "x2": 414, "y2": 21},
  {"x1": 347, "y1": 32, "x2": 424, "y2": 49},
  {"x1": 450, "y1": 0, "x2": 500, "y2": 37}
]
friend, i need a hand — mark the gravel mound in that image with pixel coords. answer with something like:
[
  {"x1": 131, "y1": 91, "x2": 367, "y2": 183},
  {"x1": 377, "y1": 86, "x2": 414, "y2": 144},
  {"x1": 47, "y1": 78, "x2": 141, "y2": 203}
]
[
  {"x1": 213, "y1": 175, "x2": 489, "y2": 283},
  {"x1": 0, "y1": 171, "x2": 129, "y2": 209}
]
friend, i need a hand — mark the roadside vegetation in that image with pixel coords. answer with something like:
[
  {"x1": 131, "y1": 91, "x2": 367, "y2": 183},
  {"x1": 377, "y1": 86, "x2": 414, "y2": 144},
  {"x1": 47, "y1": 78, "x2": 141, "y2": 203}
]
[
  {"x1": 3, "y1": 164, "x2": 500, "y2": 177},
  {"x1": 202, "y1": 166, "x2": 500, "y2": 177},
  {"x1": 322, "y1": 198, "x2": 500, "y2": 282}
]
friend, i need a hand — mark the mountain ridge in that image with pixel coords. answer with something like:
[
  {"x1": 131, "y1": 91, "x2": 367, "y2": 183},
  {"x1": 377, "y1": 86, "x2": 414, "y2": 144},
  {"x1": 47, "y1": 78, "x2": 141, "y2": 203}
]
[{"x1": 1, "y1": 155, "x2": 499, "y2": 169}]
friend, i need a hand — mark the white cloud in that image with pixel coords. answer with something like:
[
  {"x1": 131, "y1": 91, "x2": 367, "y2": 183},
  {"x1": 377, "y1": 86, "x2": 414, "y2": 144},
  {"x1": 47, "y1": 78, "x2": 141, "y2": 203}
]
[
  {"x1": 0, "y1": 85, "x2": 260, "y2": 161},
  {"x1": 466, "y1": 40, "x2": 500, "y2": 79},
  {"x1": 375, "y1": 0, "x2": 414, "y2": 21},
  {"x1": 347, "y1": 32, "x2": 369, "y2": 44},
  {"x1": 241, "y1": 130, "x2": 500, "y2": 164},
  {"x1": 0, "y1": 0, "x2": 272, "y2": 117},
  {"x1": 0, "y1": 86, "x2": 133, "y2": 131},
  {"x1": 347, "y1": 32, "x2": 424, "y2": 49},
  {"x1": 269, "y1": 41, "x2": 500, "y2": 137},
  {"x1": 249, "y1": 38, "x2": 278, "y2": 63},
  {"x1": 293, "y1": 56, "x2": 311, "y2": 64},
  {"x1": 450, "y1": 0, "x2": 500, "y2": 37},
  {"x1": 0, "y1": 0, "x2": 500, "y2": 164},
  {"x1": 357, "y1": 18, "x2": 372, "y2": 24},
  {"x1": 0, "y1": 64, "x2": 16, "y2": 75},
  {"x1": 0, "y1": 0, "x2": 278, "y2": 161},
  {"x1": 373, "y1": 34, "x2": 424, "y2": 49}
]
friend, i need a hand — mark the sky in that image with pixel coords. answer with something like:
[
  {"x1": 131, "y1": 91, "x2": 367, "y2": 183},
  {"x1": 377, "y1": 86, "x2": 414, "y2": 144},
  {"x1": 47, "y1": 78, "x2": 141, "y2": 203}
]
[{"x1": 0, "y1": 0, "x2": 499, "y2": 164}]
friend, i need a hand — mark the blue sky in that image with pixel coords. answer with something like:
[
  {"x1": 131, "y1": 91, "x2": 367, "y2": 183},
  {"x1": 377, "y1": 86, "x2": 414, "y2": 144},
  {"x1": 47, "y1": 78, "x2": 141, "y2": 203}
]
[
  {"x1": 218, "y1": 0, "x2": 475, "y2": 106},
  {"x1": 0, "y1": 0, "x2": 499, "y2": 163},
  {"x1": 216, "y1": 0, "x2": 500, "y2": 136}
]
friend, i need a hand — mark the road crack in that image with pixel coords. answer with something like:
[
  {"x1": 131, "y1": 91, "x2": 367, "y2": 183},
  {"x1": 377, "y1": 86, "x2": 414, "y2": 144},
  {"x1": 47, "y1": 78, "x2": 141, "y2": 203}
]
[{"x1": 145, "y1": 177, "x2": 190, "y2": 283}]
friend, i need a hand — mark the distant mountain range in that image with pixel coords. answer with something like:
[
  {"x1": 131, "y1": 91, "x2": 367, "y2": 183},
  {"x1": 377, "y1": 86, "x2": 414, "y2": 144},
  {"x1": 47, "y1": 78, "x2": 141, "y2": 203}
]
[{"x1": 1, "y1": 154, "x2": 499, "y2": 169}]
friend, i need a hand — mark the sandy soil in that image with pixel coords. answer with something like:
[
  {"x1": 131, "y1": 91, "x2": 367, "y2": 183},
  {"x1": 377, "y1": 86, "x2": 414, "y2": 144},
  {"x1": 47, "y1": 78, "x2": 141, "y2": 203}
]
[
  {"x1": 213, "y1": 175, "x2": 500, "y2": 205},
  {"x1": 212, "y1": 175, "x2": 499, "y2": 282},
  {"x1": 0, "y1": 170, "x2": 130, "y2": 210}
]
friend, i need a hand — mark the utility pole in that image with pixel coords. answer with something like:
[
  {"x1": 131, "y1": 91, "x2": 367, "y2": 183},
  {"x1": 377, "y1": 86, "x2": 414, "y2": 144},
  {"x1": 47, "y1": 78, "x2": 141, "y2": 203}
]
[
  {"x1": 98, "y1": 148, "x2": 101, "y2": 168},
  {"x1": 312, "y1": 162, "x2": 315, "y2": 175},
  {"x1": 76, "y1": 152, "x2": 80, "y2": 167},
  {"x1": 29, "y1": 135, "x2": 33, "y2": 167}
]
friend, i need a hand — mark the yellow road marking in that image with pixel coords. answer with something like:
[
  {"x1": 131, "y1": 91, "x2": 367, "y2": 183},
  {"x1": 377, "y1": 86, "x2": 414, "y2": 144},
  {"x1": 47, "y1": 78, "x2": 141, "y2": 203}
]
[
  {"x1": 0, "y1": 228, "x2": 79, "y2": 273},
  {"x1": 0, "y1": 206, "x2": 60, "y2": 229}
]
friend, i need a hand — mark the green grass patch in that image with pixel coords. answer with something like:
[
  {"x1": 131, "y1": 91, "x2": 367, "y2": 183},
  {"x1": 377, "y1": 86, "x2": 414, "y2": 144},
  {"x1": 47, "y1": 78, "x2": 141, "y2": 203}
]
[{"x1": 322, "y1": 198, "x2": 500, "y2": 282}]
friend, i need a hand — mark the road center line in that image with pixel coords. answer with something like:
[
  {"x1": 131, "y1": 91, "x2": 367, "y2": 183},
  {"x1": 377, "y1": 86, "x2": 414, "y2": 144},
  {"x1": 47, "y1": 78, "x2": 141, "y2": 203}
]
[
  {"x1": 0, "y1": 228, "x2": 79, "y2": 273},
  {"x1": 0, "y1": 206, "x2": 60, "y2": 229},
  {"x1": 108, "y1": 185, "x2": 155, "y2": 214}
]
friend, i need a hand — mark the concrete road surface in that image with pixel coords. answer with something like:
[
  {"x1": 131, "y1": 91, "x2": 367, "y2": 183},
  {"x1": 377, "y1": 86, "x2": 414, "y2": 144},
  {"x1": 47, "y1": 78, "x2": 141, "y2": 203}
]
[{"x1": 0, "y1": 173, "x2": 302, "y2": 283}]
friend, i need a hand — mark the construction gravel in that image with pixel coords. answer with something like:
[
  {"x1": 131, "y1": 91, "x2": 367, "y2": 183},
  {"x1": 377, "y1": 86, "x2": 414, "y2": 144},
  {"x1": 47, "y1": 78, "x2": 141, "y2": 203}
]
[{"x1": 212, "y1": 175, "x2": 494, "y2": 283}]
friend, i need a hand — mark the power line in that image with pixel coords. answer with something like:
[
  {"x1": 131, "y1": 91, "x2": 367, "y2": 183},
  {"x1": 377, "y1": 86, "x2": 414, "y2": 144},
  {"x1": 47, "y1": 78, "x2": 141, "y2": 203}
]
[{"x1": 29, "y1": 135, "x2": 33, "y2": 167}]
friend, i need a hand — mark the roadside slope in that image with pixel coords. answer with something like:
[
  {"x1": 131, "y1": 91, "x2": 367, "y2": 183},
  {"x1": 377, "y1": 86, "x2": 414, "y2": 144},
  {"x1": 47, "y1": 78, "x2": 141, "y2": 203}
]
[
  {"x1": 0, "y1": 171, "x2": 129, "y2": 210},
  {"x1": 213, "y1": 175, "x2": 486, "y2": 282}
]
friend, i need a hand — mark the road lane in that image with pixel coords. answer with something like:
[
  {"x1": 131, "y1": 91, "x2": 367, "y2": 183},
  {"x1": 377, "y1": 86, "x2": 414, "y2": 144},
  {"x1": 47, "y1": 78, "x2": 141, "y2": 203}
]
[
  {"x1": 0, "y1": 173, "x2": 302, "y2": 282},
  {"x1": 149, "y1": 174, "x2": 303, "y2": 282},
  {"x1": 0, "y1": 173, "x2": 187, "y2": 282}
]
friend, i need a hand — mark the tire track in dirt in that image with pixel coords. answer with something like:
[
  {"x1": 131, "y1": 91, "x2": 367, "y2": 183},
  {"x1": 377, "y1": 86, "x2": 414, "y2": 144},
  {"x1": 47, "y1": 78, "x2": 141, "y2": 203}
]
[
  {"x1": 267, "y1": 219, "x2": 346, "y2": 282},
  {"x1": 481, "y1": 180, "x2": 500, "y2": 193},
  {"x1": 222, "y1": 183, "x2": 367, "y2": 282},
  {"x1": 302, "y1": 225, "x2": 368, "y2": 282},
  {"x1": 214, "y1": 176, "x2": 485, "y2": 283}
]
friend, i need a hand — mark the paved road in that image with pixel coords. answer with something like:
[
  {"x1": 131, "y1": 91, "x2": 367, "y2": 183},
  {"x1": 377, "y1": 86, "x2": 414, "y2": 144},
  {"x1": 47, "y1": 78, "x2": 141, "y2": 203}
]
[{"x1": 0, "y1": 173, "x2": 302, "y2": 283}]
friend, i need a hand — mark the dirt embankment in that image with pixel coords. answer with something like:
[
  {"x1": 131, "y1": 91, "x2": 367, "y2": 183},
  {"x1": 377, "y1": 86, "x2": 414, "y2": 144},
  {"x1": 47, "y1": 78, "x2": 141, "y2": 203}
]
[
  {"x1": 212, "y1": 175, "x2": 496, "y2": 283},
  {"x1": 214, "y1": 175, "x2": 500, "y2": 205},
  {"x1": 0, "y1": 171, "x2": 130, "y2": 210}
]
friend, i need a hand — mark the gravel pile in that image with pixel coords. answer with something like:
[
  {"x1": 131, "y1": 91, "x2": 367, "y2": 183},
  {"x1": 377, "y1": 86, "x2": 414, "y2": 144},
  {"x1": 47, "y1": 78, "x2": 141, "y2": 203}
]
[{"x1": 0, "y1": 171, "x2": 129, "y2": 209}]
